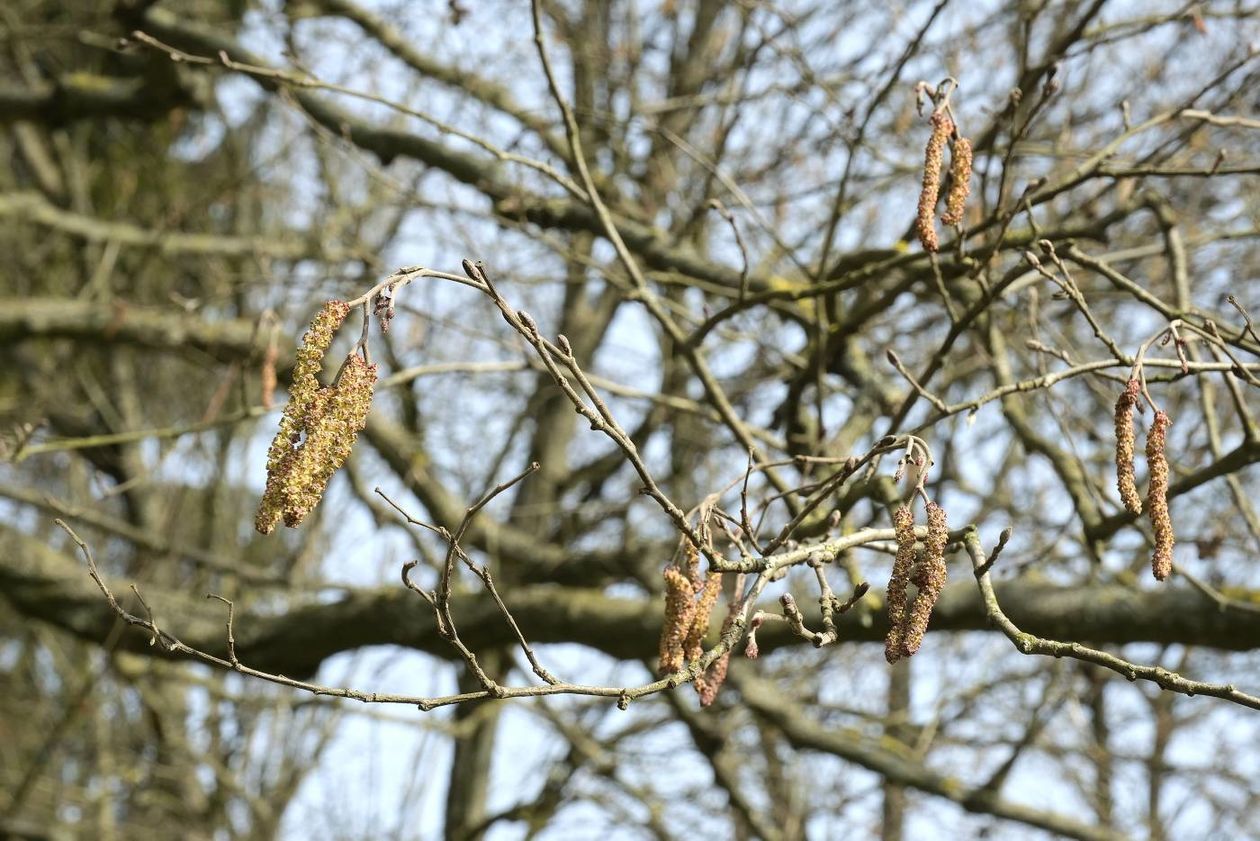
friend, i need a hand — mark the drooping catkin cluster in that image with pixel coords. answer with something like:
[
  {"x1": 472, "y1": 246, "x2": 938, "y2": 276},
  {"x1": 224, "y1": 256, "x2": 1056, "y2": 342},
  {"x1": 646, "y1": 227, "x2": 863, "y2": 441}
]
[
  {"x1": 255, "y1": 301, "x2": 378, "y2": 534},
  {"x1": 915, "y1": 109, "x2": 974, "y2": 251},
  {"x1": 658, "y1": 565, "x2": 697, "y2": 674},
  {"x1": 1112, "y1": 380, "x2": 1176, "y2": 581},
  {"x1": 1114, "y1": 378, "x2": 1143, "y2": 516},
  {"x1": 901, "y1": 502, "x2": 948, "y2": 657},
  {"x1": 915, "y1": 111, "x2": 952, "y2": 253},
  {"x1": 1146, "y1": 411, "x2": 1174, "y2": 581},
  {"x1": 659, "y1": 538, "x2": 705, "y2": 674},
  {"x1": 885, "y1": 502, "x2": 949, "y2": 662},
  {"x1": 939, "y1": 136, "x2": 973, "y2": 226}
]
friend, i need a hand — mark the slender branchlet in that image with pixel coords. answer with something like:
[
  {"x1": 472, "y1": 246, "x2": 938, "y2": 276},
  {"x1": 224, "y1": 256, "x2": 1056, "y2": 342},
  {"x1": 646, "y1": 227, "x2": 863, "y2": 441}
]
[
  {"x1": 1114, "y1": 378, "x2": 1143, "y2": 516},
  {"x1": 901, "y1": 501, "x2": 948, "y2": 658},
  {"x1": 884, "y1": 505, "x2": 917, "y2": 664},
  {"x1": 940, "y1": 135, "x2": 973, "y2": 226},
  {"x1": 915, "y1": 110, "x2": 953, "y2": 252},
  {"x1": 255, "y1": 301, "x2": 352, "y2": 534},
  {"x1": 1146, "y1": 411, "x2": 1174, "y2": 581}
]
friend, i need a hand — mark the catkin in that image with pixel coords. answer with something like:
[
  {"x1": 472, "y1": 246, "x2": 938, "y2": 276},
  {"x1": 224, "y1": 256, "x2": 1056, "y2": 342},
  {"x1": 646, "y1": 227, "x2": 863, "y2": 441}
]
[
  {"x1": 915, "y1": 111, "x2": 953, "y2": 253},
  {"x1": 658, "y1": 565, "x2": 697, "y2": 674},
  {"x1": 695, "y1": 605, "x2": 738, "y2": 708},
  {"x1": 1146, "y1": 411, "x2": 1174, "y2": 581},
  {"x1": 1114, "y1": 378, "x2": 1143, "y2": 516},
  {"x1": 884, "y1": 505, "x2": 917, "y2": 664},
  {"x1": 940, "y1": 136, "x2": 973, "y2": 226},
  {"x1": 260, "y1": 340, "x2": 278, "y2": 410},
  {"x1": 900, "y1": 502, "x2": 948, "y2": 658},
  {"x1": 683, "y1": 572, "x2": 722, "y2": 664},
  {"x1": 279, "y1": 354, "x2": 378, "y2": 528},
  {"x1": 255, "y1": 301, "x2": 352, "y2": 534},
  {"x1": 695, "y1": 651, "x2": 728, "y2": 708}
]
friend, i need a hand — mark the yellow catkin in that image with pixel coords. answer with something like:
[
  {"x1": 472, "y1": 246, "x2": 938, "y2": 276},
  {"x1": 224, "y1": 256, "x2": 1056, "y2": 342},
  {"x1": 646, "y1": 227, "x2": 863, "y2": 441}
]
[
  {"x1": 940, "y1": 136, "x2": 973, "y2": 226},
  {"x1": 884, "y1": 506, "x2": 917, "y2": 664},
  {"x1": 1114, "y1": 378, "x2": 1143, "y2": 516},
  {"x1": 279, "y1": 354, "x2": 377, "y2": 528},
  {"x1": 901, "y1": 501, "x2": 948, "y2": 658},
  {"x1": 915, "y1": 111, "x2": 953, "y2": 253},
  {"x1": 1146, "y1": 411, "x2": 1174, "y2": 581},
  {"x1": 255, "y1": 300, "x2": 351, "y2": 534}
]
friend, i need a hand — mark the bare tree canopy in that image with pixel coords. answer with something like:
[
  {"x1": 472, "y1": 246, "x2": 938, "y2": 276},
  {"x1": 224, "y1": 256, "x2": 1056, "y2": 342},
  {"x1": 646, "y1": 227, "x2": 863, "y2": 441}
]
[{"x1": 2, "y1": 0, "x2": 1259, "y2": 838}]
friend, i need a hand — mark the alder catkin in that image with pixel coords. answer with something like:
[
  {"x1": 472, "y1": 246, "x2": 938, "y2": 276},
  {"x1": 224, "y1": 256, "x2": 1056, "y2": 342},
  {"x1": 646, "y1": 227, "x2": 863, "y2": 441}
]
[
  {"x1": 683, "y1": 572, "x2": 722, "y2": 664},
  {"x1": 255, "y1": 300, "x2": 352, "y2": 534},
  {"x1": 1146, "y1": 411, "x2": 1174, "y2": 581},
  {"x1": 940, "y1": 136, "x2": 973, "y2": 226},
  {"x1": 695, "y1": 606, "x2": 738, "y2": 707},
  {"x1": 279, "y1": 354, "x2": 378, "y2": 528},
  {"x1": 1114, "y1": 378, "x2": 1143, "y2": 516},
  {"x1": 260, "y1": 340, "x2": 278, "y2": 410},
  {"x1": 884, "y1": 505, "x2": 917, "y2": 664},
  {"x1": 900, "y1": 501, "x2": 948, "y2": 658},
  {"x1": 659, "y1": 565, "x2": 697, "y2": 674},
  {"x1": 915, "y1": 111, "x2": 953, "y2": 253},
  {"x1": 695, "y1": 652, "x2": 728, "y2": 708}
]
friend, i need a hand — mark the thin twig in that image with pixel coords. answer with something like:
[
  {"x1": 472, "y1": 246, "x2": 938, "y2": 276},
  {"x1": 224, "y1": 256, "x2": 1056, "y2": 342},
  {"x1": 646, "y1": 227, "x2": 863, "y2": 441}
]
[{"x1": 965, "y1": 527, "x2": 1260, "y2": 712}]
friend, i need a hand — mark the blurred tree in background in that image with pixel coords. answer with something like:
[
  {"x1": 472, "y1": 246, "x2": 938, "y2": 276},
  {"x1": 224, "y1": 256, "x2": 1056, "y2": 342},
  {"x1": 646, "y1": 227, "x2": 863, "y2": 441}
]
[{"x1": 2, "y1": 1, "x2": 1259, "y2": 839}]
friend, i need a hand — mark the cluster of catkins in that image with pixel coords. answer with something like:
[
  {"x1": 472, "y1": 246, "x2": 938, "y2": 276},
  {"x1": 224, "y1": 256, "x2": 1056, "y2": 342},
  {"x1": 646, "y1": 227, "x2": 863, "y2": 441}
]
[
  {"x1": 884, "y1": 501, "x2": 949, "y2": 663},
  {"x1": 915, "y1": 110, "x2": 973, "y2": 253},
  {"x1": 1114, "y1": 378, "x2": 1174, "y2": 580},
  {"x1": 255, "y1": 300, "x2": 378, "y2": 534},
  {"x1": 658, "y1": 540, "x2": 731, "y2": 707}
]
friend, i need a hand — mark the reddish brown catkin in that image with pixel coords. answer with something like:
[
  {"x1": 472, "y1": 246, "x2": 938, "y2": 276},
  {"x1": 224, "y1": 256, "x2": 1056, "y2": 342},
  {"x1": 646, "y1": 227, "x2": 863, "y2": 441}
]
[
  {"x1": 1146, "y1": 411, "x2": 1174, "y2": 581},
  {"x1": 884, "y1": 505, "x2": 917, "y2": 664},
  {"x1": 1114, "y1": 378, "x2": 1143, "y2": 516},
  {"x1": 940, "y1": 136, "x2": 973, "y2": 226},
  {"x1": 695, "y1": 603, "x2": 739, "y2": 707},
  {"x1": 901, "y1": 501, "x2": 948, "y2": 658},
  {"x1": 915, "y1": 111, "x2": 953, "y2": 253}
]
